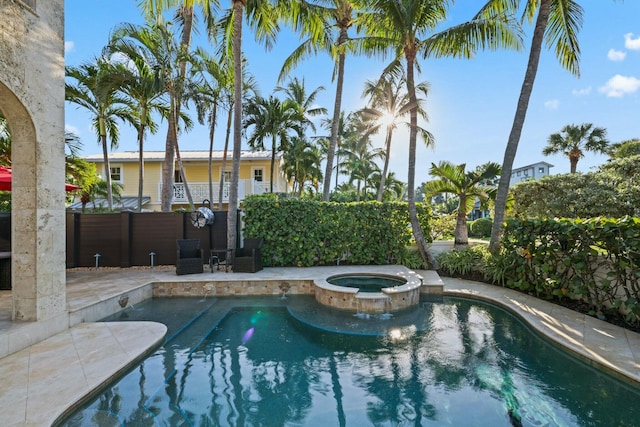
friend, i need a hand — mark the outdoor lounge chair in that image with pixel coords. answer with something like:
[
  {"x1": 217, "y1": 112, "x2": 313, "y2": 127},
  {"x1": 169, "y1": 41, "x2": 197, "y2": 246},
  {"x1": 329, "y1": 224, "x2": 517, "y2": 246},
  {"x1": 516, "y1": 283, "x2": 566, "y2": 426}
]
[
  {"x1": 176, "y1": 239, "x2": 204, "y2": 275},
  {"x1": 233, "y1": 238, "x2": 263, "y2": 273}
]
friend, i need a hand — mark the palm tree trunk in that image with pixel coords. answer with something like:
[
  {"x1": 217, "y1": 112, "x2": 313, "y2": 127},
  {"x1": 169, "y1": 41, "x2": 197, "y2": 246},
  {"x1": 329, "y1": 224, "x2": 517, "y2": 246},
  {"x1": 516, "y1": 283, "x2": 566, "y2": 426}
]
[
  {"x1": 219, "y1": 105, "x2": 233, "y2": 210},
  {"x1": 99, "y1": 120, "x2": 113, "y2": 211},
  {"x1": 455, "y1": 196, "x2": 469, "y2": 247},
  {"x1": 137, "y1": 120, "x2": 146, "y2": 213},
  {"x1": 489, "y1": 0, "x2": 551, "y2": 254},
  {"x1": 322, "y1": 28, "x2": 347, "y2": 201},
  {"x1": 161, "y1": 101, "x2": 177, "y2": 212},
  {"x1": 406, "y1": 55, "x2": 435, "y2": 268},
  {"x1": 208, "y1": 103, "x2": 217, "y2": 203},
  {"x1": 228, "y1": 0, "x2": 244, "y2": 251},
  {"x1": 175, "y1": 139, "x2": 194, "y2": 210},
  {"x1": 270, "y1": 135, "x2": 276, "y2": 193},
  {"x1": 377, "y1": 128, "x2": 392, "y2": 201}
]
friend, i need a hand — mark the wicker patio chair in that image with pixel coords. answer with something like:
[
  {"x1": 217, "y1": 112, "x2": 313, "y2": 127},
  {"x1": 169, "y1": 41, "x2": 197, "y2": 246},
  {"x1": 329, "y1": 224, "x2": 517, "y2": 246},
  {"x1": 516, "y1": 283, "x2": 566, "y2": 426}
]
[
  {"x1": 233, "y1": 238, "x2": 263, "y2": 273},
  {"x1": 176, "y1": 239, "x2": 204, "y2": 275}
]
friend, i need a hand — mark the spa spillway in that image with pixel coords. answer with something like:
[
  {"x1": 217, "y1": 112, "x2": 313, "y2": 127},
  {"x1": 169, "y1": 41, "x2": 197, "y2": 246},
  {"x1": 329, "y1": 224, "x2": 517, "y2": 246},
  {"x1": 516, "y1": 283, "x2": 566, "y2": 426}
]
[{"x1": 314, "y1": 272, "x2": 423, "y2": 314}]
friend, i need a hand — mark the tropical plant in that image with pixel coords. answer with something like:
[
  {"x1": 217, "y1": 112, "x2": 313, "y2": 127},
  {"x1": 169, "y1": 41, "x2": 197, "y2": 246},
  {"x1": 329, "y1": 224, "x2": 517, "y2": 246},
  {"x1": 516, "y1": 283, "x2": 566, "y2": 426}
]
[
  {"x1": 138, "y1": 0, "x2": 218, "y2": 210},
  {"x1": 280, "y1": 0, "x2": 367, "y2": 202},
  {"x1": 244, "y1": 95, "x2": 304, "y2": 193},
  {"x1": 282, "y1": 135, "x2": 323, "y2": 196},
  {"x1": 607, "y1": 138, "x2": 640, "y2": 159},
  {"x1": 107, "y1": 30, "x2": 168, "y2": 212},
  {"x1": 0, "y1": 114, "x2": 9, "y2": 165},
  {"x1": 490, "y1": 0, "x2": 585, "y2": 253},
  {"x1": 360, "y1": 71, "x2": 430, "y2": 201},
  {"x1": 364, "y1": 0, "x2": 521, "y2": 265},
  {"x1": 542, "y1": 123, "x2": 609, "y2": 173},
  {"x1": 423, "y1": 161, "x2": 501, "y2": 247},
  {"x1": 65, "y1": 58, "x2": 136, "y2": 210},
  {"x1": 275, "y1": 76, "x2": 327, "y2": 132}
]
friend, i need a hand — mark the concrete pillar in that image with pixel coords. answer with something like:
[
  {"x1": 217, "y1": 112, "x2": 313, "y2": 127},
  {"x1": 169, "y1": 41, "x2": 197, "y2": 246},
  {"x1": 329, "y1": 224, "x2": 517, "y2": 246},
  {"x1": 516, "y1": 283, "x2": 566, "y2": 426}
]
[{"x1": 0, "y1": 0, "x2": 67, "y2": 328}]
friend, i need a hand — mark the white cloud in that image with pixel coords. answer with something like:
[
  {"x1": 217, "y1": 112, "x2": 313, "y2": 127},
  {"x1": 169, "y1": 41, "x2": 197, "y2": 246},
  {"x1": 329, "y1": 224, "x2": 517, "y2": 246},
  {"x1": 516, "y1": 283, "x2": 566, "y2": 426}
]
[
  {"x1": 65, "y1": 124, "x2": 80, "y2": 136},
  {"x1": 624, "y1": 33, "x2": 640, "y2": 50},
  {"x1": 572, "y1": 86, "x2": 592, "y2": 96},
  {"x1": 64, "y1": 41, "x2": 75, "y2": 54},
  {"x1": 607, "y1": 49, "x2": 626, "y2": 61},
  {"x1": 544, "y1": 99, "x2": 559, "y2": 110},
  {"x1": 599, "y1": 74, "x2": 640, "y2": 97}
]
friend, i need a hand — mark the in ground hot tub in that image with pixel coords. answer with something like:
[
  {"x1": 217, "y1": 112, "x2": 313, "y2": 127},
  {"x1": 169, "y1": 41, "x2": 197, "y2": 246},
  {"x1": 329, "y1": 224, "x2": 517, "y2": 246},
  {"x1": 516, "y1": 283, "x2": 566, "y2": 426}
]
[{"x1": 314, "y1": 272, "x2": 422, "y2": 314}]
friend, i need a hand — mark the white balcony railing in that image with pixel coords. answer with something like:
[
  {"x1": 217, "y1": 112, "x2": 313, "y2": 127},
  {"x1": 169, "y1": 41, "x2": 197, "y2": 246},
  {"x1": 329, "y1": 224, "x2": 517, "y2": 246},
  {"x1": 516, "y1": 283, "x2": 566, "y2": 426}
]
[{"x1": 164, "y1": 179, "x2": 272, "y2": 204}]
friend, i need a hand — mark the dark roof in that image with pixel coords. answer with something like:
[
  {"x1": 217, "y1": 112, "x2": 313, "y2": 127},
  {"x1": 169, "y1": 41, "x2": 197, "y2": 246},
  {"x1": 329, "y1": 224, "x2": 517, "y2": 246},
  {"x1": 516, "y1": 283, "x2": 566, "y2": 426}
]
[{"x1": 67, "y1": 196, "x2": 151, "y2": 211}]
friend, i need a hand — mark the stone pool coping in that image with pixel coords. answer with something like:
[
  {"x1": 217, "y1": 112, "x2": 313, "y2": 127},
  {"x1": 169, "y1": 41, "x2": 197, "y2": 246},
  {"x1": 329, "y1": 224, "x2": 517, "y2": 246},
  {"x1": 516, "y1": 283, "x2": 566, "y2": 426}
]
[{"x1": 0, "y1": 266, "x2": 637, "y2": 426}]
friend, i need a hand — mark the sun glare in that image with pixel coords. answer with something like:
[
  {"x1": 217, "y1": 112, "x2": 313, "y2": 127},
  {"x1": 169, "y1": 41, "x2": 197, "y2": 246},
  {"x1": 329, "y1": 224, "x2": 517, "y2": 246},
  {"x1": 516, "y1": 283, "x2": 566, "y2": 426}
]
[{"x1": 379, "y1": 112, "x2": 396, "y2": 128}]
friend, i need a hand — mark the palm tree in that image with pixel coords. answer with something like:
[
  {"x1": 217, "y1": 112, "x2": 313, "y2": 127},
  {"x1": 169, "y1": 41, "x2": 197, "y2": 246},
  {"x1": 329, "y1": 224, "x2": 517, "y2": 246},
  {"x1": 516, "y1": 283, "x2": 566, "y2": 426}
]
[
  {"x1": 138, "y1": 0, "x2": 218, "y2": 210},
  {"x1": 542, "y1": 123, "x2": 608, "y2": 173},
  {"x1": 243, "y1": 95, "x2": 304, "y2": 192},
  {"x1": 213, "y1": 0, "x2": 280, "y2": 250},
  {"x1": 339, "y1": 114, "x2": 384, "y2": 201},
  {"x1": 360, "y1": 71, "x2": 431, "y2": 202},
  {"x1": 275, "y1": 76, "x2": 328, "y2": 132},
  {"x1": 489, "y1": 0, "x2": 585, "y2": 253},
  {"x1": 107, "y1": 33, "x2": 167, "y2": 212},
  {"x1": 365, "y1": 0, "x2": 521, "y2": 266},
  {"x1": 65, "y1": 59, "x2": 135, "y2": 210},
  {"x1": 282, "y1": 135, "x2": 323, "y2": 196},
  {"x1": 424, "y1": 161, "x2": 501, "y2": 247},
  {"x1": 280, "y1": 0, "x2": 364, "y2": 202}
]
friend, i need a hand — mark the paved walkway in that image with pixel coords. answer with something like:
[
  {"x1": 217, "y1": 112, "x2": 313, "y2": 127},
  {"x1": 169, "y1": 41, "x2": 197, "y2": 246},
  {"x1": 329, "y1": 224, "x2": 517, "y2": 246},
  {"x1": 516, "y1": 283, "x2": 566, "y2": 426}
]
[{"x1": 0, "y1": 266, "x2": 638, "y2": 426}]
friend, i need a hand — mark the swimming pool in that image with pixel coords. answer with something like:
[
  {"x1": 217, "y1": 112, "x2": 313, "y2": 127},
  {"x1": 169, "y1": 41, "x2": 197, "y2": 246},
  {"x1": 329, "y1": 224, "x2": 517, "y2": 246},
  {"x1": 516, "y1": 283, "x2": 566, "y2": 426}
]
[{"x1": 58, "y1": 295, "x2": 640, "y2": 426}]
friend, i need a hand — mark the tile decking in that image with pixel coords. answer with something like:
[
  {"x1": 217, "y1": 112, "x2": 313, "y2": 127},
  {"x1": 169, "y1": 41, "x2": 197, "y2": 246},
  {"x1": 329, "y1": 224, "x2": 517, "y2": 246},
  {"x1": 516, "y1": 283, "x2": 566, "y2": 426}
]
[{"x1": 0, "y1": 266, "x2": 638, "y2": 426}]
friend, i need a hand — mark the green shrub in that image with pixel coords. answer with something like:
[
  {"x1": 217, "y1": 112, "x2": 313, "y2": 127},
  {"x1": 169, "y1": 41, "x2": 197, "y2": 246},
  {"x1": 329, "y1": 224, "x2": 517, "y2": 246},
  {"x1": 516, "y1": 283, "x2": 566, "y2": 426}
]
[
  {"x1": 469, "y1": 217, "x2": 492, "y2": 238},
  {"x1": 242, "y1": 194, "x2": 432, "y2": 267},
  {"x1": 430, "y1": 213, "x2": 456, "y2": 240},
  {"x1": 436, "y1": 245, "x2": 486, "y2": 277}
]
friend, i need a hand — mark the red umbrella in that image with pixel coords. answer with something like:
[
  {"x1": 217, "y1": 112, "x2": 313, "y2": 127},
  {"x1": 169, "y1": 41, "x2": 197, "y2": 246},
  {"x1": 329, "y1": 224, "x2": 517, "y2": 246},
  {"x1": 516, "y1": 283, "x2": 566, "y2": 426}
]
[{"x1": 0, "y1": 166, "x2": 81, "y2": 192}]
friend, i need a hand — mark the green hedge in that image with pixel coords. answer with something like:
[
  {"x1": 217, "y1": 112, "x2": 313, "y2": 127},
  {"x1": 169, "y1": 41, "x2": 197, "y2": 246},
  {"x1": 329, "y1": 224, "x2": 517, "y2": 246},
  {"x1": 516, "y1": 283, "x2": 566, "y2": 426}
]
[
  {"x1": 499, "y1": 217, "x2": 640, "y2": 325},
  {"x1": 242, "y1": 194, "x2": 432, "y2": 267}
]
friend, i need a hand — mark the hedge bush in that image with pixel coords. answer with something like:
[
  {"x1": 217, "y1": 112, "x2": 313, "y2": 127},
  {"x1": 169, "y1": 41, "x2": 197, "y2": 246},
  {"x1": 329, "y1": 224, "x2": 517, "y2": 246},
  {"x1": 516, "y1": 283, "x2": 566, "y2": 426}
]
[{"x1": 242, "y1": 194, "x2": 432, "y2": 267}]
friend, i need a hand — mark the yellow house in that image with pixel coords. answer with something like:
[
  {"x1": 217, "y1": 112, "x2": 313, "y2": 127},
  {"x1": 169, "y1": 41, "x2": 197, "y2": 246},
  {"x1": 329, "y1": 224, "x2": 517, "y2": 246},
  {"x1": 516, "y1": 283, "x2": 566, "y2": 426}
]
[{"x1": 78, "y1": 150, "x2": 288, "y2": 211}]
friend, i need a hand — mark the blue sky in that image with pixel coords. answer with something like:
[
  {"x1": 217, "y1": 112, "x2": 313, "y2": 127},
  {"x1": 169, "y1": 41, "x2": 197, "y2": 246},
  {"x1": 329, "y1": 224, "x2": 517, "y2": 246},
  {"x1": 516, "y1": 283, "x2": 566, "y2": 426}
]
[{"x1": 64, "y1": 1, "x2": 640, "y2": 186}]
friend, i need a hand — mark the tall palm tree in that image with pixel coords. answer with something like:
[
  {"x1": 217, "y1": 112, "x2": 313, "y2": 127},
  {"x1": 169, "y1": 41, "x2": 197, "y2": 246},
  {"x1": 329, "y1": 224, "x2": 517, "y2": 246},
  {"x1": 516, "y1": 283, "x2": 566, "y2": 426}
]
[
  {"x1": 365, "y1": 0, "x2": 521, "y2": 266},
  {"x1": 65, "y1": 59, "x2": 136, "y2": 210},
  {"x1": 543, "y1": 123, "x2": 608, "y2": 173},
  {"x1": 190, "y1": 47, "x2": 232, "y2": 204},
  {"x1": 213, "y1": 0, "x2": 280, "y2": 250},
  {"x1": 489, "y1": 0, "x2": 584, "y2": 253},
  {"x1": 138, "y1": 0, "x2": 218, "y2": 210},
  {"x1": 275, "y1": 76, "x2": 328, "y2": 132},
  {"x1": 280, "y1": 0, "x2": 365, "y2": 201},
  {"x1": 107, "y1": 33, "x2": 167, "y2": 212},
  {"x1": 424, "y1": 161, "x2": 501, "y2": 247},
  {"x1": 360, "y1": 71, "x2": 431, "y2": 202},
  {"x1": 243, "y1": 95, "x2": 304, "y2": 192}
]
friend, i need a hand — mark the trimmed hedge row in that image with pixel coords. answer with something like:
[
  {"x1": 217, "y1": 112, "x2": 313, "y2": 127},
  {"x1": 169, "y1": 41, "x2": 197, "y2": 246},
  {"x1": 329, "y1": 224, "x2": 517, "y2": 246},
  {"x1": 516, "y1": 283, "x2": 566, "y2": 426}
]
[{"x1": 242, "y1": 194, "x2": 432, "y2": 267}]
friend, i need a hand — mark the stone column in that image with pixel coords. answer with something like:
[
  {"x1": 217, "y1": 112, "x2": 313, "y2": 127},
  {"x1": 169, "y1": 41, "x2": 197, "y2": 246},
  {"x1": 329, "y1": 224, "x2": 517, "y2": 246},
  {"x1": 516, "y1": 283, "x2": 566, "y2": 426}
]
[{"x1": 0, "y1": 0, "x2": 67, "y2": 327}]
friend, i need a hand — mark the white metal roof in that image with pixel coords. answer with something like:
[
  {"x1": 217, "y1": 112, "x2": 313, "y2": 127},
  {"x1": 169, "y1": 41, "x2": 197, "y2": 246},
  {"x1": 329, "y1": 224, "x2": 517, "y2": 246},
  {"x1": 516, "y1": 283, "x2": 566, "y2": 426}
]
[{"x1": 82, "y1": 150, "x2": 279, "y2": 162}]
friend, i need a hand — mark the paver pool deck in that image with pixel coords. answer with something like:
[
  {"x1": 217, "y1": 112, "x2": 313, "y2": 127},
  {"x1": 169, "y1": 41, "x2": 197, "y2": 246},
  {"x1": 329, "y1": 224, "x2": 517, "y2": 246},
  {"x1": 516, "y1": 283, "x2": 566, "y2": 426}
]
[{"x1": 0, "y1": 266, "x2": 638, "y2": 426}]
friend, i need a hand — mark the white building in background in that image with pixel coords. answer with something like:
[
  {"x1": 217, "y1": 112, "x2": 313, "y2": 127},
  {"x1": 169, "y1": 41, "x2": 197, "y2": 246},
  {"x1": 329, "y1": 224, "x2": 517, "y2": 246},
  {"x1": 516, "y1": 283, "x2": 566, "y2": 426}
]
[{"x1": 509, "y1": 161, "x2": 553, "y2": 186}]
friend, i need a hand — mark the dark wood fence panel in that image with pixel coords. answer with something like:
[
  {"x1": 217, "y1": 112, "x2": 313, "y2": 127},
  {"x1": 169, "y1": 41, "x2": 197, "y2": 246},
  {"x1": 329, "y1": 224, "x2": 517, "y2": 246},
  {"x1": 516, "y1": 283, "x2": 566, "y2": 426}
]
[
  {"x1": 64, "y1": 211, "x2": 230, "y2": 268},
  {"x1": 129, "y1": 212, "x2": 181, "y2": 267}
]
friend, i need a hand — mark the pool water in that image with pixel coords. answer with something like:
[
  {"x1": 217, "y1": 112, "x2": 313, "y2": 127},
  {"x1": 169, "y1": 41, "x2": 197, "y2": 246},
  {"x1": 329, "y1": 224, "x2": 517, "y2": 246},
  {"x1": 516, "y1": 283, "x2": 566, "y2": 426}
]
[
  {"x1": 327, "y1": 274, "x2": 406, "y2": 292},
  {"x1": 59, "y1": 296, "x2": 640, "y2": 426}
]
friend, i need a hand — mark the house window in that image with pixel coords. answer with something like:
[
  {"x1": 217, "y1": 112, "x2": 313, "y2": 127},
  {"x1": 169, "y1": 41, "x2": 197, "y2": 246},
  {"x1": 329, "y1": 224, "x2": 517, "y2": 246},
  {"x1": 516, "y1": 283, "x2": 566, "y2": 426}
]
[
  {"x1": 538, "y1": 167, "x2": 545, "y2": 173},
  {"x1": 516, "y1": 171, "x2": 521, "y2": 177},
  {"x1": 523, "y1": 170, "x2": 528, "y2": 176},
  {"x1": 253, "y1": 169, "x2": 264, "y2": 182},
  {"x1": 224, "y1": 171, "x2": 232, "y2": 182},
  {"x1": 110, "y1": 166, "x2": 122, "y2": 182},
  {"x1": 174, "y1": 169, "x2": 183, "y2": 183}
]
